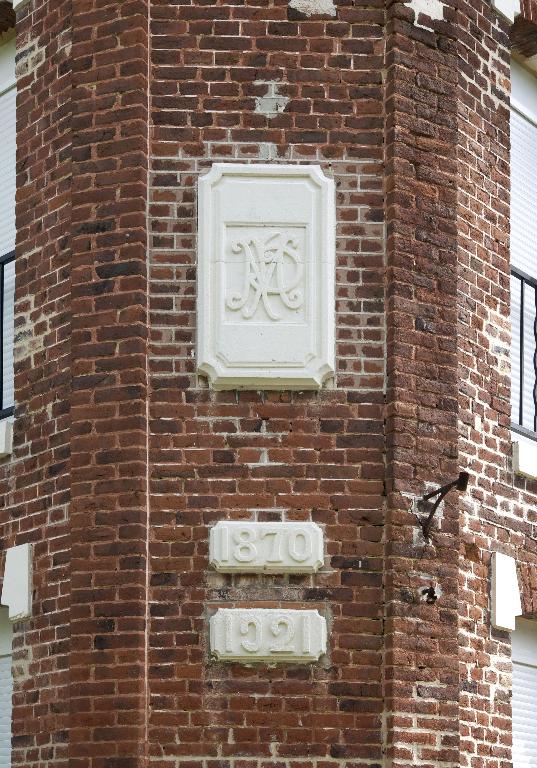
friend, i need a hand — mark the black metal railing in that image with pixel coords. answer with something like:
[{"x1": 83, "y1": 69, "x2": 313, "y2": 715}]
[
  {"x1": 0, "y1": 250, "x2": 15, "y2": 419},
  {"x1": 511, "y1": 266, "x2": 537, "y2": 441}
]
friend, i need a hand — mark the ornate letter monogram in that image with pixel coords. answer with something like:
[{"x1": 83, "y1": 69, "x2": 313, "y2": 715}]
[
  {"x1": 197, "y1": 164, "x2": 335, "y2": 389},
  {"x1": 226, "y1": 231, "x2": 304, "y2": 321}
]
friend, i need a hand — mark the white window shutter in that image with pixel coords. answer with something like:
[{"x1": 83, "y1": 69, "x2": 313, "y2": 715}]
[
  {"x1": 511, "y1": 61, "x2": 537, "y2": 433},
  {"x1": 512, "y1": 619, "x2": 537, "y2": 767},
  {"x1": 511, "y1": 104, "x2": 537, "y2": 279},
  {"x1": 0, "y1": 37, "x2": 15, "y2": 414},
  {"x1": 0, "y1": 608, "x2": 12, "y2": 768},
  {"x1": 0, "y1": 43, "x2": 15, "y2": 259},
  {"x1": 2, "y1": 259, "x2": 15, "y2": 411}
]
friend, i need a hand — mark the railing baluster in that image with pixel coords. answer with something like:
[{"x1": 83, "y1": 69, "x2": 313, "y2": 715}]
[
  {"x1": 1, "y1": 258, "x2": 5, "y2": 414},
  {"x1": 512, "y1": 266, "x2": 537, "y2": 441},
  {"x1": 0, "y1": 250, "x2": 15, "y2": 420},
  {"x1": 520, "y1": 276, "x2": 524, "y2": 427}
]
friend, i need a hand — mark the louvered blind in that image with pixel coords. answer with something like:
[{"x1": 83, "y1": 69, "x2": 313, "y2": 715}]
[
  {"x1": 512, "y1": 619, "x2": 537, "y2": 767},
  {"x1": 0, "y1": 86, "x2": 15, "y2": 259},
  {"x1": 510, "y1": 271, "x2": 536, "y2": 433},
  {"x1": 0, "y1": 39, "x2": 17, "y2": 418},
  {"x1": 511, "y1": 62, "x2": 537, "y2": 435},
  {"x1": 511, "y1": 106, "x2": 537, "y2": 278},
  {"x1": 0, "y1": 37, "x2": 15, "y2": 418},
  {"x1": 0, "y1": 609, "x2": 12, "y2": 768},
  {"x1": 1, "y1": 257, "x2": 15, "y2": 413}
]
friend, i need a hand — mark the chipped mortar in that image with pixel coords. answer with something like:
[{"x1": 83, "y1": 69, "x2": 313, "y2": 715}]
[
  {"x1": 254, "y1": 81, "x2": 289, "y2": 118},
  {"x1": 406, "y1": 0, "x2": 445, "y2": 27}
]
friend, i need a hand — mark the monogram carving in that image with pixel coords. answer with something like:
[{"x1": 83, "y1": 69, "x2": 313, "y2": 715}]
[
  {"x1": 197, "y1": 164, "x2": 335, "y2": 389},
  {"x1": 225, "y1": 230, "x2": 304, "y2": 321}
]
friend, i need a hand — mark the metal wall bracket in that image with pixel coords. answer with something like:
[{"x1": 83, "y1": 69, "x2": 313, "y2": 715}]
[{"x1": 418, "y1": 472, "x2": 470, "y2": 540}]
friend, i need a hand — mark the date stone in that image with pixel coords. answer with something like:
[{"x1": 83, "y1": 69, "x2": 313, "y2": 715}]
[
  {"x1": 209, "y1": 521, "x2": 324, "y2": 573},
  {"x1": 210, "y1": 608, "x2": 327, "y2": 663}
]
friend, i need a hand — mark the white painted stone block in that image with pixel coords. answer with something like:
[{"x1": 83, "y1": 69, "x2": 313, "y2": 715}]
[
  {"x1": 491, "y1": 552, "x2": 522, "y2": 632},
  {"x1": 490, "y1": 0, "x2": 520, "y2": 22},
  {"x1": 209, "y1": 521, "x2": 324, "y2": 573},
  {"x1": 513, "y1": 439, "x2": 537, "y2": 480},
  {"x1": 288, "y1": 0, "x2": 337, "y2": 17},
  {"x1": 210, "y1": 608, "x2": 327, "y2": 662},
  {"x1": 407, "y1": 0, "x2": 445, "y2": 27},
  {"x1": 1, "y1": 543, "x2": 32, "y2": 621},
  {"x1": 197, "y1": 163, "x2": 335, "y2": 390},
  {"x1": 0, "y1": 420, "x2": 13, "y2": 459}
]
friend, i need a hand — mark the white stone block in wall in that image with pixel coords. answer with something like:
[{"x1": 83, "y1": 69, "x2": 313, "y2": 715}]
[
  {"x1": 513, "y1": 439, "x2": 537, "y2": 481},
  {"x1": 209, "y1": 521, "x2": 324, "y2": 573},
  {"x1": 197, "y1": 163, "x2": 335, "y2": 390},
  {"x1": 1, "y1": 543, "x2": 32, "y2": 621},
  {"x1": 210, "y1": 608, "x2": 327, "y2": 663},
  {"x1": 490, "y1": 0, "x2": 520, "y2": 22},
  {"x1": 491, "y1": 552, "x2": 522, "y2": 632},
  {"x1": 0, "y1": 420, "x2": 13, "y2": 459}
]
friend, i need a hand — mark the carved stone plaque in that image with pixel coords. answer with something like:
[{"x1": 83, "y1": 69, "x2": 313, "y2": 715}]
[
  {"x1": 210, "y1": 608, "x2": 327, "y2": 663},
  {"x1": 197, "y1": 164, "x2": 335, "y2": 390},
  {"x1": 209, "y1": 521, "x2": 324, "y2": 573}
]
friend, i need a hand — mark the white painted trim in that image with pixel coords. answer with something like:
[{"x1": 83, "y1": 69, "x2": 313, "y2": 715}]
[
  {"x1": 512, "y1": 60, "x2": 537, "y2": 127},
  {"x1": 491, "y1": 0, "x2": 520, "y2": 23},
  {"x1": 0, "y1": 421, "x2": 13, "y2": 459},
  {"x1": 0, "y1": 35, "x2": 15, "y2": 97},
  {"x1": 512, "y1": 617, "x2": 537, "y2": 664},
  {"x1": 491, "y1": 552, "x2": 522, "y2": 632},
  {"x1": 1, "y1": 543, "x2": 32, "y2": 621},
  {"x1": 513, "y1": 438, "x2": 537, "y2": 480}
]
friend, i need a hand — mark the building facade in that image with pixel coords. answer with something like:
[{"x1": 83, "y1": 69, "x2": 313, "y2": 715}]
[{"x1": 0, "y1": 0, "x2": 536, "y2": 766}]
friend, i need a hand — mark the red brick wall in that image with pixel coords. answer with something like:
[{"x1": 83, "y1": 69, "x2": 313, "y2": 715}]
[
  {"x1": 69, "y1": 1, "x2": 151, "y2": 767},
  {"x1": 454, "y1": 2, "x2": 537, "y2": 764},
  {"x1": 456, "y1": 0, "x2": 513, "y2": 763},
  {"x1": 148, "y1": 1, "x2": 386, "y2": 764},
  {"x1": 384, "y1": 0, "x2": 461, "y2": 763}
]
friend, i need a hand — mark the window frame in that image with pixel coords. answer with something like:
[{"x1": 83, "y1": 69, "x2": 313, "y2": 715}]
[
  {"x1": 0, "y1": 33, "x2": 15, "y2": 423},
  {"x1": 510, "y1": 60, "x2": 537, "y2": 442},
  {"x1": 510, "y1": 264, "x2": 537, "y2": 441},
  {"x1": 0, "y1": 605, "x2": 12, "y2": 768}
]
